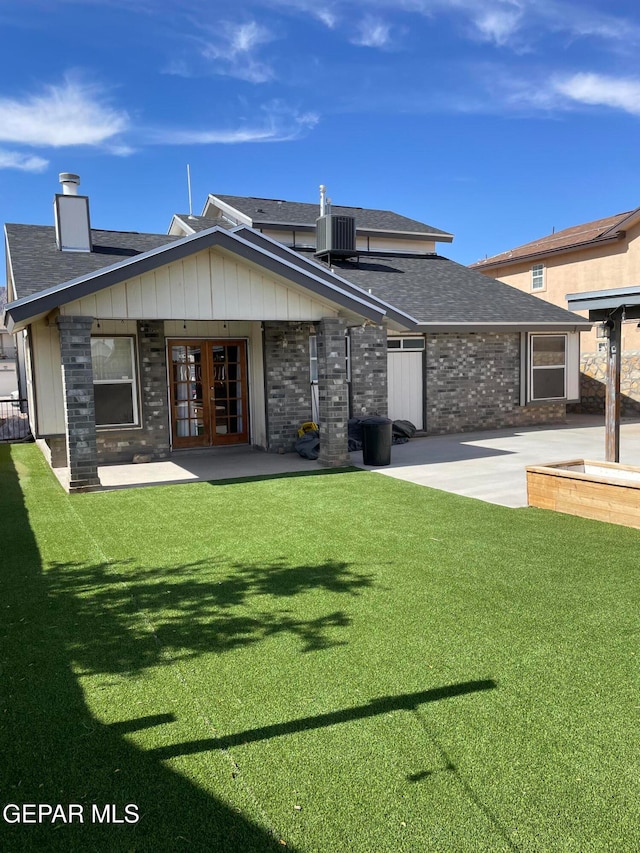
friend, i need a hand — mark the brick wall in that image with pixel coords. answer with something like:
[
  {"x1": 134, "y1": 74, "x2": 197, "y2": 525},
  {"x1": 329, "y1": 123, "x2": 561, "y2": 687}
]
[
  {"x1": 348, "y1": 324, "x2": 387, "y2": 417},
  {"x1": 425, "y1": 332, "x2": 565, "y2": 434},
  {"x1": 95, "y1": 320, "x2": 171, "y2": 463},
  {"x1": 263, "y1": 321, "x2": 313, "y2": 451},
  {"x1": 317, "y1": 317, "x2": 350, "y2": 467}
]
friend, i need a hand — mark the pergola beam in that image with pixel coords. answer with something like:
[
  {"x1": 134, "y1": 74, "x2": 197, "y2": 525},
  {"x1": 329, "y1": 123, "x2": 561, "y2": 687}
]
[{"x1": 567, "y1": 287, "x2": 640, "y2": 464}]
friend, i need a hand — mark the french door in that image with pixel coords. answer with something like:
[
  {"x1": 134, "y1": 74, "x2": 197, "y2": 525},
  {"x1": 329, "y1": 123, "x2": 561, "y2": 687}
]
[{"x1": 169, "y1": 339, "x2": 249, "y2": 448}]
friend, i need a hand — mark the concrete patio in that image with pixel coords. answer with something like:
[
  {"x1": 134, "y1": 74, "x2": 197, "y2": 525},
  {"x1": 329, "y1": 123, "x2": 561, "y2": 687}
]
[{"x1": 54, "y1": 414, "x2": 640, "y2": 508}]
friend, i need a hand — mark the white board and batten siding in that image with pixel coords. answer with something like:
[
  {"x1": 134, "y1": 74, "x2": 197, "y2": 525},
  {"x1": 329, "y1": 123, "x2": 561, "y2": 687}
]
[
  {"x1": 387, "y1": 337, "x2": 425, "y2": 430},
  {"x1": 60, "y1": 248, "x2": 340, "y2": 323}
]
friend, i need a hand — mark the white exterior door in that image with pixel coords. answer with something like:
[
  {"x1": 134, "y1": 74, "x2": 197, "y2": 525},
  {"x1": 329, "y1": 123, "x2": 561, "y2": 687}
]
[{"x1": 387, "y1": 345, "x2": 424, "y2": 429}]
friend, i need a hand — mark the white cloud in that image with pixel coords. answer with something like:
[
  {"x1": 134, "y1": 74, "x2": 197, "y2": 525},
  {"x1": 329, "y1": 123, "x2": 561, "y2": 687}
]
[
  {"x1": 150, "y1": 102, "x2": 319, "y2": 145},
  {"x1": 351, "y1": 15, "x2": 392, "y2": 48},
  {"x1": 201, "y1": 20, "x2": 276, "y2": 83},
  {"x1": 0, "y1": 76, "x2": 128, "y2": 148},
  {"x1": 471, "y1": 7, "x2": 523, "y2": 46},
  {"x1": 554, "y1": 72, "x2": 640, "y2": 115},
  {"x1": 315, "y1": 7, "x2": 338, "y2": 28},
  {"x1": 0, "y1": 149, "x2": 48, "y2": 172}
]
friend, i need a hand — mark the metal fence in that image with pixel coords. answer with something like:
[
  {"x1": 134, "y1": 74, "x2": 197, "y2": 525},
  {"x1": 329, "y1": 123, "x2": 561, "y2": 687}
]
[{"x1": 0, "y1": 398, "x2": 31, "y2": 442}]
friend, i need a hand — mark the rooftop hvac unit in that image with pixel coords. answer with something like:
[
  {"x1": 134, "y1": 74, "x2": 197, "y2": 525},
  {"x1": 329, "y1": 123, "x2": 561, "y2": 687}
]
[{"x1": 314, "y1": 214, "x2": 357, "y2": 259}]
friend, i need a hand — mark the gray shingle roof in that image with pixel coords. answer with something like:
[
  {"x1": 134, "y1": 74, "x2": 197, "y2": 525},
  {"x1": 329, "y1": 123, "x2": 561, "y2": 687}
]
[
  {"x1": 5, "y1": 222, "x2": 588, "y2": 331},
  {"x1": 328, "y1": 253, "x2": 590, "y2": 326},
  {"x1": 172, "y1": 214, "x2": 233, "y2": 233},
  {"x1": 5, "y1": 224, "x2": 180, "y2": 300},
  {"x1": 209, "y1": 194, "x2": 453, "y2": 238}
]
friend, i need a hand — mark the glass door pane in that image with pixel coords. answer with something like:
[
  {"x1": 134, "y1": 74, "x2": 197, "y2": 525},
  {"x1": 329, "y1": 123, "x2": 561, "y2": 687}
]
[
  {"x1": 209, "y1": 341, "x2": 248, "y2": 445},
  {"x1": 170, "y1": 342, "x2": 209, "y2": 447}
]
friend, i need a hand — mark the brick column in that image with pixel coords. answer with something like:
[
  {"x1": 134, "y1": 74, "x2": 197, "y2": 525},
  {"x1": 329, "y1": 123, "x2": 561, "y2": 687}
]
[
  {"x1": 57, "y1": 315, "x2": 100, "y2": 490},
  {"x1": 317, "y1": 317, "x2": 350, "y2": 467},
  {"x1": 348, "y1": 324, "x2": 388, "y2": 417},
  {"x1": 138, "y1": 321, "x2": 170, "y2": 459}
]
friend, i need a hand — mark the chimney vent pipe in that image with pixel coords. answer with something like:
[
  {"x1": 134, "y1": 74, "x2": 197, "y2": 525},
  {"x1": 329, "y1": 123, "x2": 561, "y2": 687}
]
[{"x1": 59, "y1": 172, "x2": 80, "y2": 195}]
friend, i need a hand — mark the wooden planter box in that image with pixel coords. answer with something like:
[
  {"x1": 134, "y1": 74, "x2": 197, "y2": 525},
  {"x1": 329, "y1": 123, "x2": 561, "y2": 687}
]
[{"x1": 526, "y1": 459, "x2": 640, "y2": 529}]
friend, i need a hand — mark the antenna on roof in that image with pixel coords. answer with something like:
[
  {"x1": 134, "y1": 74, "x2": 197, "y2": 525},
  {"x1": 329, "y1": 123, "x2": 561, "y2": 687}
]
[{"x1": 187, "y1": 164, "x2": 194, "y2": 219}]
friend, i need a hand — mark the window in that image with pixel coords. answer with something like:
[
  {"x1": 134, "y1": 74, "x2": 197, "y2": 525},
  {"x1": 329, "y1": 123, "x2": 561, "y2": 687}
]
[
  {"x1": 387, "y1": 337, "x2": 426, "y2": 350},
  {"x1": 531, "y1": 263, "x2": 545, "y2": 291},
  {"x1": 309, "y1": 334, "x2": 318, "y2": 383},
  {"x1": 529, "y1": 334, "x2": 566, "y2": 401},
  {"x1": 91, "y1": 337, "x2": 139, "y2": 427}
]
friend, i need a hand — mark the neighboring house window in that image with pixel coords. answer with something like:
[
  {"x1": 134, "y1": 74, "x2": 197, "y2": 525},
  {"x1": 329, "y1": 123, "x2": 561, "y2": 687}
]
[
  {"x1": 531, "y1": 264, "x2": 545, "y2": 291},
  {"x1": 529, "y1": 334, "x2": 566, "y2": 400},
  {"x1": 91, "y1": 336, "x2": 139, "y2": 427}
]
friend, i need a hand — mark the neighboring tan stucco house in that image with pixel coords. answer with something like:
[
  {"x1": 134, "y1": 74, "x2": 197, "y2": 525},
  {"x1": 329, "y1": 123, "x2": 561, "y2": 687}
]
[
  {"x1": 3, "y1": 175, "x2": 590, "y2": 491},
  {"x1": 470, "y1": 208, "x2": 640, "y2": 413}
]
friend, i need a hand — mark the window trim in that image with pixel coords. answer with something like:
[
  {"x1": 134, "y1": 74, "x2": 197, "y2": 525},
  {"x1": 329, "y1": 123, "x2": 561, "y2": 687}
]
[
  {"x1": 528, "y1": 333, "x2": 567, "y2": 402},
  {"x1": 91, "y1": 335, "x2": 140, "y2": 429},
  {"x1": 531, "y1": 263, "x2": 545, "y2": 292},
  {"x1": 387, "y1": 336, "x2": 426, "y2": 351}
]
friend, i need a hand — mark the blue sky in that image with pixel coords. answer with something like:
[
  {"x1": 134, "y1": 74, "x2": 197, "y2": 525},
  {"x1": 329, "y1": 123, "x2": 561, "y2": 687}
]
[{"x1": 1, "y1": 0, "x2": 640, "y2": 266}]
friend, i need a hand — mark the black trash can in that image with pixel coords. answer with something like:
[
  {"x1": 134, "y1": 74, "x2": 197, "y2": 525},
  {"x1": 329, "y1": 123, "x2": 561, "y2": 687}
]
[{"x1": 361, "y1": 416, "x2": 392, "y2": 466}]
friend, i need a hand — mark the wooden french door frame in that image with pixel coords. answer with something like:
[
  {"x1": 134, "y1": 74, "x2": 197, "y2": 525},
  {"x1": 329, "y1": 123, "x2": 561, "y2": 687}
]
[{"x1": 168, "y1": 339, "x2": 250, "y2": 449}]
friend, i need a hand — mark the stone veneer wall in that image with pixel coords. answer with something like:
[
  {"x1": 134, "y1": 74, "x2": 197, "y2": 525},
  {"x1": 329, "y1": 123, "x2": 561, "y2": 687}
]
[
  {"x1": 425, "y1": 331, "x2": 565, "y2": 434},
  {"x1": 567, "y1": 352, "x2": 640, "y2": 416},
  {"x1": 348, "y1": 324, "x2": 387, "y2": 418},
  {"x1": 263, "y1": 321, "x2": 313, "y2": 452}
]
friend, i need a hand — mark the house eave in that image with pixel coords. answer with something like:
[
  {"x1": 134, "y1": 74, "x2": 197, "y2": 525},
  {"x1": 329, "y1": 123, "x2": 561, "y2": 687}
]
[
  {"x1": 471, "y1": 233, "x2": 625, "y2": 271},
  {"x1": 567, "y1": 285, "x2": 640, "y2": 317},
  {"x1": 415, "y1": 321, "x2": 592, "y2": 333},
  {"x1": 4, "y1": 225, "x2": 393, "y2": 332}
]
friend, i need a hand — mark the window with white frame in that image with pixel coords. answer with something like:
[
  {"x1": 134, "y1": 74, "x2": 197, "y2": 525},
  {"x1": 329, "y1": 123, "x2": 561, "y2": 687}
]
[
  {"x1": 529, "y1": 334, "x2": 566, "y2": 401},
  {"x1": 309, "y1": 333, "x2": 318, "y2": 383},
  {"x1": 531, "y1": 263, "x2": 545, "y2": 291},
  {"x1": 91, "y1": 336, "x2": 139, "y2": 427}
]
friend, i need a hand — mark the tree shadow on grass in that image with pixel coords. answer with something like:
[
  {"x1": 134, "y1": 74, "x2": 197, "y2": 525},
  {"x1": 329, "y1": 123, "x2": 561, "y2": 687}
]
[
  {"x1": 0, "y1": 446, "x2": 300, "y2": 852},
  {"x1": 43, "y1": 556, "x2": 374, "y2": 677}
]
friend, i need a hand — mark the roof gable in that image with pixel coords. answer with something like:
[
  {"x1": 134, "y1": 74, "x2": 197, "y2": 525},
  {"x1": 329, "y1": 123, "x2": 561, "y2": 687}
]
[{"x1": 4, "y1": 225, "x2": 394, "y2": 332}]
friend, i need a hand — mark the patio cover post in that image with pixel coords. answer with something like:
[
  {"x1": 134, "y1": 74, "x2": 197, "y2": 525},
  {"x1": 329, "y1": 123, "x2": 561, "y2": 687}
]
[{"x1": 605, "y1": 311, "x2": 622, "y2": 463}]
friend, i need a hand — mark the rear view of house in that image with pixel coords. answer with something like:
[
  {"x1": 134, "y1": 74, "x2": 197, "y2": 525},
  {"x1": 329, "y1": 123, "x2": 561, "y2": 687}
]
[{"x1": 3, "y1": 176, "x2": 590, "y2": 490}]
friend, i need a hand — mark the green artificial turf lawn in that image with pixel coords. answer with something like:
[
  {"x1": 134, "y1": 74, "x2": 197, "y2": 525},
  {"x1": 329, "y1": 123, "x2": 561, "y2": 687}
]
[{"x1": 1, "y1": 443, "x2": 639, "y2": 852}]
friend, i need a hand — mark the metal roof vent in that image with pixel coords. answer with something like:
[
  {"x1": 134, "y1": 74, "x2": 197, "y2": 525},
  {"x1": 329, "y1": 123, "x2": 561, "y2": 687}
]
[{"x1": 54, "y1": 172, "x2": 92, "y2": 252}]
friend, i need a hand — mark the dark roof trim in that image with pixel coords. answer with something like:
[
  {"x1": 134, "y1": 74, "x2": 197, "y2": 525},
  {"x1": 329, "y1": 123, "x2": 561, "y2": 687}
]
[
  {"x1": 416, "y1": 321, "x2": 592, "y2": 333},
  {"x1": 206, "y1": 194, "x2": 454, "y2": 241},
  {"x1": 4, "y1": 226, "x2": 389, "y2": 332},
  {"x1": 471, "y1": 234, "x2": 624, "y2": 271},
  {"x1": 231, "y1": 226, "x2": 418, "y2": 329},
  {"x1": 598, "y1": 207, "x2": 640, "y2": 239},
  {"x1": 567, "y1": 285, "x2": 640, "y2": 313},
  {"x1": 253, "y1": 220, "x2": 453, "y2": 241}
]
